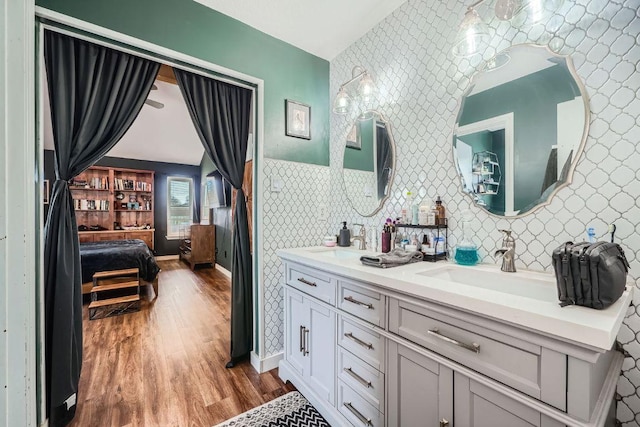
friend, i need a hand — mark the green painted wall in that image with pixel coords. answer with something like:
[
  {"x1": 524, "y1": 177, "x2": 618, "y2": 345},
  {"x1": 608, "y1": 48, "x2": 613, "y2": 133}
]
[
  {"x1": 37, "y1": 0, "x2": 330, "y2": 166},
  {"x1": 458, "y1": 64, "x2": 579, "y2": 210},
  {"x1": 343, "y1": 118, "x2": 374, "y2": 171},
  {"x1": 199, "y1": 155, "x2": 233, "y2": 271}
]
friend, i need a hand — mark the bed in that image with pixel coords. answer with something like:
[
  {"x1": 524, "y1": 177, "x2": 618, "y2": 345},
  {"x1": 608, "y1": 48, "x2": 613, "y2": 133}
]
[{"x1": 79, "y1": 239, "x2": 161, "y2": 297}]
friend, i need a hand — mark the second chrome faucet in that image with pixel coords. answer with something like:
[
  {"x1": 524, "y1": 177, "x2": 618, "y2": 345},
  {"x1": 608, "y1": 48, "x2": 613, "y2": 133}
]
[{"x1": 494, "y1": 229, "x2": 516, "y2": 272}]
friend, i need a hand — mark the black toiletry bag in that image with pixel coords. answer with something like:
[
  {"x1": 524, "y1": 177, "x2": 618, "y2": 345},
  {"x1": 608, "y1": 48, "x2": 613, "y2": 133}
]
[{"x1": 552, "y1": 241, "x2": 630, "y2": 309}]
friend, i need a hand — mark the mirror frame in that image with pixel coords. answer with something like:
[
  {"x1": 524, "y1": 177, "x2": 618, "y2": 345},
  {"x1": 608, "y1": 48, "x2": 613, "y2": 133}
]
[
  {"x1": 342, "y1": 110, "x2": 397, "y2": 217},
  {"x1": 452, "y1": 44, "x2": 591, "y2": 218}
]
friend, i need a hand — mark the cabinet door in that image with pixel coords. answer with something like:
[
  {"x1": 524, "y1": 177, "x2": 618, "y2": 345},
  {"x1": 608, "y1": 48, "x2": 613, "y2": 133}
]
[
  {"x1": 454, "y1": 373, "x2": 541, "y2": 427},
  {"x1": 284, "y1": 290, "x2": 308, "y2": 377},
  {"x1": 387, "y1": 341, "x2": 453, "y2": 427},
  {"x1": 307, "y1": 299, "x2": 336, "y2": 406},
  {"x1": 78, "y1": 233, "x2": 94, "y2": 243}
]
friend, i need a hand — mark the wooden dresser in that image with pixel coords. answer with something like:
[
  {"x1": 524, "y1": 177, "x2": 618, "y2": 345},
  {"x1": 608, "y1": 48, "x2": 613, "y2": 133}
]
[{"x1": 179, "y1": 224, "x2": 215, "y2": 270}]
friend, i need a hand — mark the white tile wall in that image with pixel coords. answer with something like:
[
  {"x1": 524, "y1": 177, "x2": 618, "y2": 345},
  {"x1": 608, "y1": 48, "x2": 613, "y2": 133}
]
[
  {"x1": 329, "y1": 0, "x2": 640, "y2": 423},
  {"x1": 261, "y1": 158, "x2": 330, "y2": 356},
  {"x1": 342, "y1": 168, "x2": 378, "y2": 215}
]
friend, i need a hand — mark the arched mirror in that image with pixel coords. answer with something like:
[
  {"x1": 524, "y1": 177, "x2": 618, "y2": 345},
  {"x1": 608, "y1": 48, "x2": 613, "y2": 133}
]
[
  {"x1": 342, "y1": 111, "x2": 396, "y2": 217},
  {"x1": 453, "y1": 44, "x2": 590, "y2": 217}
]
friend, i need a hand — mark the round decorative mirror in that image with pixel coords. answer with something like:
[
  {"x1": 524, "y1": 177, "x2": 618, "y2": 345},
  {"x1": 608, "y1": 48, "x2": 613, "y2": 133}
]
[
  {"x1": 453, "y1": 44, "x2": 590, "y2": 217},
  {"x1": 342, "y1": 111, "x2": 396, "y2": 217}
]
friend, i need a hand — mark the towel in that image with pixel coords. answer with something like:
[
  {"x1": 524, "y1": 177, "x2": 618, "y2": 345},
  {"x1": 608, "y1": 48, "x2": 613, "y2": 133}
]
[{"x1": 360, "y1": 248, "x2": 424, "y2": 268}]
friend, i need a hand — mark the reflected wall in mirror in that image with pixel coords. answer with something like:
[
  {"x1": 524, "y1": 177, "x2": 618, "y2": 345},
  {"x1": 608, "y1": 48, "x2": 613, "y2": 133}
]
[
  {"x1": 453, "y1": 44, "x2": 589, "y2": 217},
  {"x1": 342, "y1": 111, "x2": 395, "y2": 217}
]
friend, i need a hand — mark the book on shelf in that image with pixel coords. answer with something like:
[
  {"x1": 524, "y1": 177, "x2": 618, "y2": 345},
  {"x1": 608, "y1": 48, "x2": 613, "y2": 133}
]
[
  {"x1": 114, "y1": 178, "x2": 152, "y2": 192},
  {"x1": 70, "y1": 176, "x2": 108, "y2": 189},
  {"x1": 74, "y1": 199, "x2": 109, "y2": 210}
]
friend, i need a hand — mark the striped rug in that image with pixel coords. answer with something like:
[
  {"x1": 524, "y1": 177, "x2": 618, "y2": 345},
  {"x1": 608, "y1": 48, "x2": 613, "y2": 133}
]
[{"x1": 213, "y1": 391, "x2": 330, "y2": 427}]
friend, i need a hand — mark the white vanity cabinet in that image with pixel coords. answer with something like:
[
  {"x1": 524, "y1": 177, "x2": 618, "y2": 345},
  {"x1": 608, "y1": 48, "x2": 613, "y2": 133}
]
[
  {"x1": 278, "y1": 248, "x2": 629, "y2": 427},
  {"x1": 284, "y1": 288, "x2": 336, "y2": 406}
]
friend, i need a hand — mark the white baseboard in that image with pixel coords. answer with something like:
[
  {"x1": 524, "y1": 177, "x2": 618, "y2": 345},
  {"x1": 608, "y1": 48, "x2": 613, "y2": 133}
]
[
  {"x1": 155, "y1": 255, "x2": 179, "y2": 261},
  {"x1": 216, "y1": 264, "x2": 232, "y2": 278},
  {"x1": 250, "y1": 351, "x2": 283, "y2": 373}
]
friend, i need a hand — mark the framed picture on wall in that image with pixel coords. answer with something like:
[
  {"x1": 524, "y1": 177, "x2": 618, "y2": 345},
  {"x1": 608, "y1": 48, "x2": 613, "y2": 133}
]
[
  {"x1": 43, "y1": 180, "x2": 50, "y2": 204},
  {"x1": 285, "y1": 99, "x2": 311, "y2": 140}
]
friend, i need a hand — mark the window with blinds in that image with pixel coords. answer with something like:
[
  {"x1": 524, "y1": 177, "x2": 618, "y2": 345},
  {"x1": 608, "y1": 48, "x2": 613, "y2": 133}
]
[{"x1": 167, "y1": 176, "x2": 193, "y2": 238}]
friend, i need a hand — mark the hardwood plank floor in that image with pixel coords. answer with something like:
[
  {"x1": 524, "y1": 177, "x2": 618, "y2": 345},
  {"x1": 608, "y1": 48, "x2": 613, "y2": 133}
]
[{"x1": 70, "y1": 260, "x2": 294, "y2": 427}]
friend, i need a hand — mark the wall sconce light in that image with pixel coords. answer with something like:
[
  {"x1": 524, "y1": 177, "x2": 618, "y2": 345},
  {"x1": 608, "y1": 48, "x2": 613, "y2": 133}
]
[
  {"x1": 332, "y1": 66, "x2": 378, "y2": 118},
  {"x1": 453, "y1": 0, "x2": 565, "y2": 57}
]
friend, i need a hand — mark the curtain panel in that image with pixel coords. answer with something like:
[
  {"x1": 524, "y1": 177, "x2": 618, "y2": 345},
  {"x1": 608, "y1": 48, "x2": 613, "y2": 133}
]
[
  {"x1": 44, "y1": 30, "x2": 159, "y2": 426},
  {"x1": 174, "y1": 69, "x2": 253, "y2": 363}
]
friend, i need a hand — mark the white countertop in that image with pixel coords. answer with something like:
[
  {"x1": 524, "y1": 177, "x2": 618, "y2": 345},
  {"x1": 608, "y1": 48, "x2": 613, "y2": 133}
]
[{"x1": 277, "y1": 246, "x2": 633, "y2": 352}]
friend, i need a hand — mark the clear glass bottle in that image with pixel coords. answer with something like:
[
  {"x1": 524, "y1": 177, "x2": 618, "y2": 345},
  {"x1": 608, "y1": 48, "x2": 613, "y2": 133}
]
[{"x1": 454, "y1": 210, "x2": 479, "y2": 266}]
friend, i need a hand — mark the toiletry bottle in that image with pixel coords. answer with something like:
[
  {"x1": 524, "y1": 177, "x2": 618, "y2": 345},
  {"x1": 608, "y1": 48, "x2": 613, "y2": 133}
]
[
  {"x1": 338, "y1": 222, "x2": 351, "y2": 247},
  {"x1": 419, "y1": 205, "x2": 429, "y2": 225},
  {"x1": 427, "y1": 205, "x2": 437, "y2": 226},
  {"x1": 435, "y1": 196, "x2": 446, "y2": 226},
  {"x1": 382, "y1": 228, "x2": 391, "y2": 253},
  {"x1": 402, "y1": 191, "x2": 413, "y2": 224},
  {"x1": 587, "y1": 227, "x2": 596, "y2": 243}
]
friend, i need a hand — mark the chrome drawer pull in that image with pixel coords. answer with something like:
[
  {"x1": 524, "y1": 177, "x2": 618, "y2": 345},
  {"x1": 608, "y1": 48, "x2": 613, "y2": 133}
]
[
  {"x1": 344, "y1": 367, "x2": 372, "y2": 388},
  {"x1": 299, "y1": 325, "x2": 305, "y2": 353},
  {"x1": 343, "y1": 402, "x2": 372, "y2": 426},
  {"x1": 344, "y1": 332, "x2": 373, "y2": 350},
  {"x1": 440, "y1": 419, "x2": 449, "y2": 427},
  {"x1": 428, "y1": 328, "x2": 480, "y2": 354},
  {"x1": 344, "y1": 296, "x2": 373, "y2": 310},
  {"x1": 297, "y1": 277, "x2": 317, "y2": 287},
  {"x1": 303, "y1": 327, "x2": 310, "y2": 356}
]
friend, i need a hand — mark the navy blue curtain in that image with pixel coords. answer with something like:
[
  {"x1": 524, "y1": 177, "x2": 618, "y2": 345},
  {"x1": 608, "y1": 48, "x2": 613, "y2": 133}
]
[
  {"x1": 44, "y1": 30, "x2": 159, "y2": 426},
  {"x1": 174, "y1": 70, "x2": 253, "y2": 363}
]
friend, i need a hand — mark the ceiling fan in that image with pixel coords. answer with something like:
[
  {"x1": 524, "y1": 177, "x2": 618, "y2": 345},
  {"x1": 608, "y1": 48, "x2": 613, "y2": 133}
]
[{"x1": 145, "y1": 84, "x2": 165, "y2": 109}]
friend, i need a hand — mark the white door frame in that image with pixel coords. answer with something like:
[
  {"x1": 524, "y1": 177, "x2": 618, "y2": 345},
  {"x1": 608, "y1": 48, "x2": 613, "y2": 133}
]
[
  {"x1": 33, "y1": 6, "x2": 269, "y2": 422},
  {"x1": 2, "y1": 0, "x2": 38, "y2": 426}
]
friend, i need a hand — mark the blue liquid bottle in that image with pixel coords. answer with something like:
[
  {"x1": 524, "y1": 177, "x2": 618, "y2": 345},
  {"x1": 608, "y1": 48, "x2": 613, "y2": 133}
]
[{"x1": 454, "y1": 212, "x2": 479, "y2": 266}]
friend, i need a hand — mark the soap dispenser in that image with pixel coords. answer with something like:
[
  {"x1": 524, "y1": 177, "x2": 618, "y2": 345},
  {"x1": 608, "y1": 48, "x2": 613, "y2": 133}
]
[
  {"x1": 454, "y1": 210, "x2": 479, "y2": 266},
  {"x1": 338, "y1": 222, "x2": 351, "y2": 247}
]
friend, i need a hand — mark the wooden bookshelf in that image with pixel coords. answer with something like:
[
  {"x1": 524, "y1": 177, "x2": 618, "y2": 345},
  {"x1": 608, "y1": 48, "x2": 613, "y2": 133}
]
[{"x1": 71, "y1": 166, "x2": 155, "y2": 249}]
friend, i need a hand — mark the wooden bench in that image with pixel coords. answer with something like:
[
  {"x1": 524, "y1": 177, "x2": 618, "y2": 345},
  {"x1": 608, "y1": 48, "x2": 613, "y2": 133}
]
[{"x1": 89, "y1": 268, "x2": 140, "y2": 320}]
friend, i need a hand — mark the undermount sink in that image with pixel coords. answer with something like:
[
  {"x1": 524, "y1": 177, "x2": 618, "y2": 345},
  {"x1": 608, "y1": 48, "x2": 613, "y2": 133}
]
[
  {"x1": 307, "y1": 247, "x2": 363, "y2": 260},
  {"x1": 417, "y1": 265, "x2": 557, "y2": 301}
]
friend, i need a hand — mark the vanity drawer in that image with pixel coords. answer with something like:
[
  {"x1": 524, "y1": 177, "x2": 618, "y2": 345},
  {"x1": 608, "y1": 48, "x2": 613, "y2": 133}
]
[
  {"x1": 338, "y1": 280, "x2": 384, "y2": 327},
  {"x1": 339, "y1": 316, "x2": 385, "y2": 372},
  {"x1": 389, "y1": 298, "x2": 557, "y2": 401},
  {"x1": 338, "y1": 346, "x2": 385, "y2": 411},
  {"x1": 338, "y1": 380, "x2": 384, "y2": 427},
  {"x1": 286, "y1": 263, "x2": 335, "y2": 305}
]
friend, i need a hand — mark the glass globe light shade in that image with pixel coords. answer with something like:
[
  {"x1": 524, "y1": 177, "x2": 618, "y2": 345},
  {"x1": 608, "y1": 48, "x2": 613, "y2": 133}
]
[
  {"x1": 357, "y1": 72, "x2": 377, "y2": 103},
  {"x1": 332, "y1": 87, "x2": 351, "y2": 114},
  {"x1": 452, "y1": 8, "x2": 490, "y2": 57}
]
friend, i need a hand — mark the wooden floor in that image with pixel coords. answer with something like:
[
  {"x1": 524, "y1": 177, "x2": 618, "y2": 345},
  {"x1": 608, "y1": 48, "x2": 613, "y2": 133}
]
[{"x1": 70, "y1": 259, "x2": 294, "y2": 427}]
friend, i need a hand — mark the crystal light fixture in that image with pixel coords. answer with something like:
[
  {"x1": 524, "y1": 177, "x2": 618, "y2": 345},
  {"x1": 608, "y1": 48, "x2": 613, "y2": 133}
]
[
  {"x1": 452, "y1": 5, "x2": 490, "y2": 57},
  {"x1": 332, "y1": 66, "x2": 378, "y2": 117}
]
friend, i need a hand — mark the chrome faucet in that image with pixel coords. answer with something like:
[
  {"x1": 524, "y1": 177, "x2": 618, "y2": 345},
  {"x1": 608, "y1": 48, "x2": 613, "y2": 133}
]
[
  {"x1": 351, "y1": 223, "x2": 367, "y2": 250},
  {"x1": 494, "y1": 229, "x2": 516, "y2": 272}
]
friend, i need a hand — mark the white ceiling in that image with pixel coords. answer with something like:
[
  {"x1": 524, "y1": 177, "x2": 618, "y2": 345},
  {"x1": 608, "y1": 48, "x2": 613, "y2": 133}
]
[
  {"x1": 43, "y1": 78, "x2": 206, "y2": 166},
  {"x1": 193, "y1": 0, "x2": 408, "y2": 60}
]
